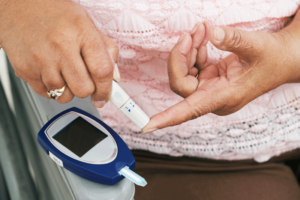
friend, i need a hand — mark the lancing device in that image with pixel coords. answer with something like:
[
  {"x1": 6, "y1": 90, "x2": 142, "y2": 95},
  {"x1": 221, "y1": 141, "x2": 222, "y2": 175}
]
[{"x1": 110, "y1": 80, "x2": 150, "y2": 129}]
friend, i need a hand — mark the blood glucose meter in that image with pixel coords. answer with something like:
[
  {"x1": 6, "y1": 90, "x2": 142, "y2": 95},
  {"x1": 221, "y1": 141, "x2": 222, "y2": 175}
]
[{"x1": 37, "y1": 107, "x2": 147, "y2": 186}]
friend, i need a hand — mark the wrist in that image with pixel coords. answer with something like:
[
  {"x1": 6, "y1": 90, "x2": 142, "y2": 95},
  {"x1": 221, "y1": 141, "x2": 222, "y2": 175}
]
[
  {"x1": 275, "y1": 10, "x2": 300, "y2": 83},
  {"x1": 272, "y1": 29, "x2": 300, "y2": 84}
]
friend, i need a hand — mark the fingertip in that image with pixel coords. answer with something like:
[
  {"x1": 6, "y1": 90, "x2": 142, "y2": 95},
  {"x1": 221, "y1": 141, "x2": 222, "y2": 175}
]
[
  {"x1": 142, "y1": 128, "x2": 157, "y2": 134},
  {"x1": 141, "y1": 116, "x2": 159, "y2": 134},
  {"x1": 204, "y1": 22, "x2": 226, "y2": 47},
  {"x1": 90, "y1": 76, "x2": 113, "y2": 108},
  {"x1": 203, "y1": 21, "x2": 211, "y2": 30},
  {"x1": 190, "y1": 22, "x2": 200, "y2": 35},
  {"x1": 92, "y1": 99, "x2": 106, "y2": 108},
  {"x1": 202, "y1": 21, "x2": 212, "y2": 45},
  {"x1": 198, "y1": 22, "x2": 205, "y2": 36},
  {"x1": 177, "y1": 32, "x2": 192, "y2": 55},
  {"x1": 192, "y1": 22, "x2": 206, "y2": 48},
  {"x1": 177, "y1": 32, "x2": 187, "y2": 43},
  {"x1": 213, "y1": 27, "x2": 225, "y2": 42},
  {"x1": 141, "y1": 123, "x2": 157, "y2": 134}
]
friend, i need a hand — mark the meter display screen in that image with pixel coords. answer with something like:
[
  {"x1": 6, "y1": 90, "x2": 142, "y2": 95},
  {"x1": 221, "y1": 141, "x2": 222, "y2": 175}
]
[{"x1": 53, "y1": 117, "x2": 107, "y2": 157}]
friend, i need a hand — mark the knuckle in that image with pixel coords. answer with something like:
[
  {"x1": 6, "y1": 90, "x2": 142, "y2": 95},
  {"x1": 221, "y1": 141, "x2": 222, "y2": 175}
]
[
  {"x1": 169, "y1": 81, "x2": 181, "y2": 94},
  {"x1": 45, "y1": 78, "x2": 61, "y2": 89},
  {"x1": 169, "y1": 81, "x2": 186, "y2": 98},
  {"x1": 48, "y1": 31, "x2": 63, "y2": 44},
  {"x1": 169, "y1": 77, "x2": 196, "y2": 98},
  {"x1": 13, "y1": 63, "x2": 26, "y2": 77},
  {"x1": 16, "y1": 66, "x2": 39, "y2": 81},
  {"x1": 108, "y1": 42, "x2": 119, "y2": 57},
  {"x1": 91, "y1": 90, "x2": 110, "y2": 102},
  {"x1": 15, "y1": 71, "x2": 21, "y2": 78},
  {"x1": 30, "y1": 50, "x2": 44, "y2": 64},
  {"x1": 41, "y1": 70, "x2": 63, "y2": 89},
  {"x1": 82, "y1": 31, "x2": 101, "y2": 48},
  {"x1": 227, "y1": 30, "x2": 244, "y2": 50},
  {"x1": 48, "y1": 30, "x2": 74, "y2": 51},
  {"x1": 72, "y1": 15, "x2": 92, "y2": 31},
  {"x1": 74, "y1": 84, "x2": 95, "y2": 98},
  {"x1": 91, "y1": 63, "x2": 113, "y2": 81},
  {"x1": 58, "y1": 53, "x2": 74, "y2": 68}
]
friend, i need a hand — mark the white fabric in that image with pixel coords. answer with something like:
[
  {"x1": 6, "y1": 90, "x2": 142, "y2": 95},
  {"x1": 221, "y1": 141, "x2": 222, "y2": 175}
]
[{"x1": 75, "y1": 0, "x2": 300, "y2": 162}]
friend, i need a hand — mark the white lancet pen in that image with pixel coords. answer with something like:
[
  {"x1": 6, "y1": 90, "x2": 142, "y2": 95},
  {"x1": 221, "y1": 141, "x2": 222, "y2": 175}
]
[{"x1": 109, "y1": 80, "x2": 150, "y2": 129}]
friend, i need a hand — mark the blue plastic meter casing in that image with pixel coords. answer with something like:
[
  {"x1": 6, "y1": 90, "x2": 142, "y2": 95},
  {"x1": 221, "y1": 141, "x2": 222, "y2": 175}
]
[{"x1": 37, "y1": 107, "x2": 135, "y2": 185}]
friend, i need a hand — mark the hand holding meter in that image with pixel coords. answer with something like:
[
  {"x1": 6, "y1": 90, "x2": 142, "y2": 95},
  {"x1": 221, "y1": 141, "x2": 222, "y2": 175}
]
[{"x1": 37, "y1": 107, "x2": 147, "y2": 186}]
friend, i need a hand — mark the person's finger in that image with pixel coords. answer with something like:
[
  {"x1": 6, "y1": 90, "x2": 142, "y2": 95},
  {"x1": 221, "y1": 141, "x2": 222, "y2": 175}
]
[
  {"x1": 189, "y1": 67, "x2": 199, "y2": 76},
  {"x1": 168, "y1": 32, "x2": 198, "y2": 98},
  {"x1": 207, "y1": 24, "x2": 266, "y2": 60},
  {"x1": 198, "y1": 65, "x2": 219, "y2": 87},
  {"x1": 191, "y1": 22, "x2": 206, "y2": 49},
  {"x1": 98, "y1": 31, "x2": 119, "y2": 63},
  {"x1": 142, "y1": 87, "x2": 226, "y2": 133},
  {"x1": 81, "y1": 31, "x2": 114, "y2": 108},
  {"x1": 98, "y1": 31, "x2": 121, "y2": 82},
  {"x1": 187, "y1": 22, "x2": 206, "y2": 75},
  {"x1": 60, "y1": 51, "x2": 95, "y2": 101},
  {"x1": 55, "y1": 86, "x2": 74, "y2": 103},
  {"x1": 27, "y1": 80, "x2": 50, "y2": 99},
  {"x1": 41, "y1": 68, "x2": 75, "y2": 103},
  {"x1": 195, "y1": 22, "x2": 211, "y2": 70}
]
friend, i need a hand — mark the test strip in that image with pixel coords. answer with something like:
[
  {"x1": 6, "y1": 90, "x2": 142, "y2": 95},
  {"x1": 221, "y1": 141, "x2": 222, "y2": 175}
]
[{"x1": 119, "y1": 166, "x2": 147, "y2": 187}]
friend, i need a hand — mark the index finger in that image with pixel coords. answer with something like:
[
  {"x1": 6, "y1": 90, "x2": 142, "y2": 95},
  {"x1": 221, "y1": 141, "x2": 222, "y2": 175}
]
[
  {"x1": 168, "y1": 33, "x2": 199, "y2": 98},
  {"x1": 141, "y1": 89, "x2": 216, "y2": 133}
]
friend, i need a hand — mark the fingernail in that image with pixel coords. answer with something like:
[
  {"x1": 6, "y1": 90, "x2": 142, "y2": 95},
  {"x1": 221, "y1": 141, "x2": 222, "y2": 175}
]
[
  {"x1": 214, "y1": 27, "x2": 225, "y2": 41},
  {"x1": 113, "y1": 63, "x2": 121, "y2": 82},
  {"x1": 142, "y1": 128, "x2": 157, "y2": 134},
  {"x1": 177, "y1": 32, "x2": 187, "y2": 43},
  {"x1": 94, "y1": 100, "x2": 106, "y2": 108},
  {"x1": 190, "y1": 22, "x2": 200, "y2": 35}
]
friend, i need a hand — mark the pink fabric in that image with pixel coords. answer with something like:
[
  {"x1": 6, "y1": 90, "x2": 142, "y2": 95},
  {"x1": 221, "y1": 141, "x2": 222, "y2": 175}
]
[{"x1": 76, "y1": 0, "x2": 300, "y2": 162}]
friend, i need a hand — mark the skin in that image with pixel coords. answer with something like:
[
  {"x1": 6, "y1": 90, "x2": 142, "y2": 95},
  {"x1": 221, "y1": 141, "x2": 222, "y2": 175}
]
[
  {"x1": 0, "y1": 0, "x2": 299, "y2": 132},
  {"x1": 142, "y1": 10, "x2": 300, "y2": 133},
  {"x1": 0, "y1": 0, "x2": 120, "y2": 108}
]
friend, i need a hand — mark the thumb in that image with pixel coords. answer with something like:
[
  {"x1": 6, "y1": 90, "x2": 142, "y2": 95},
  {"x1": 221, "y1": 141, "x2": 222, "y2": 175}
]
[{"x1": 208, "y1": 25, "x2": 264, "y2": 59}]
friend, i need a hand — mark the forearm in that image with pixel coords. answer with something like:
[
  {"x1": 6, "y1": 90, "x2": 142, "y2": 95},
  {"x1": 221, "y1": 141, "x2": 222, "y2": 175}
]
[{"x1": 276, "y1": 8, "x2": 300, "y2": 83}]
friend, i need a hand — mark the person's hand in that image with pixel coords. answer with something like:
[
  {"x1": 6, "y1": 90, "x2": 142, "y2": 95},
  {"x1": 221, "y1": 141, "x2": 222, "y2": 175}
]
[
  {"x1": 142, "y1": 21, "x2": 300, "y2": 133},
  {"x1": 0, "y1": 0, "x2": 120, "y2": 107}
]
